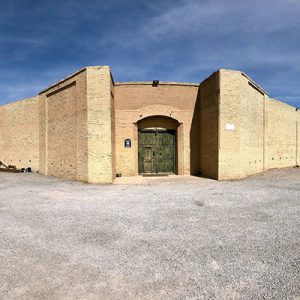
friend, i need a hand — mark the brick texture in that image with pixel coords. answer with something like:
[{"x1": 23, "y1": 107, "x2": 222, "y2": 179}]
[
  {"x1": 267, "y1": 98, "x2": 298, "y2": 169},
  {"x1": 0, "y1": 97, "x2": 39, "y2": 171},
  {"x1": 114, "y1": 83, "x2": 200, "y2": 176},
  {"x1": 38, "y1": 66, "x2": 114, "y2": 183},
  {"x1": 87, "y1": 66, "x2": 114, "y2": 183},
  {"x1": 219, "y1": 69, "x2": 299, "y2": 180},
  {"x1": 298, "y1": 112, "x2": 300, "y2": 165},
  {"x1": 39, "y1": 69, "x2": 88, "y2": 181},
  {"x1": 198, "y1": 72, "x2": 219, "y2": 179},
  {"x1": 0, "y1": 66, "x2": 298, "y2": 183}
]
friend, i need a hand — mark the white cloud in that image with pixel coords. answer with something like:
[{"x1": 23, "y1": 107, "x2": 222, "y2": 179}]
[
  {"x1": 1, "y1": 0, "x2": 299, "y2": 106},
  {"x1": 139, "y1": 0, "x2": 300, "y2": 38}
]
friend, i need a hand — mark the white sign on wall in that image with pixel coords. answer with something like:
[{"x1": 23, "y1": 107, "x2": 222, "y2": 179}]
[{"x1": 225, "y1": 123, "x2": 235, "y2": 130}]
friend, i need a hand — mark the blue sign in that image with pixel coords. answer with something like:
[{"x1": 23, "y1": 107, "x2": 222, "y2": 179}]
[{"x1": 124, "y1": 139, "x2": 131, "y2": 148}]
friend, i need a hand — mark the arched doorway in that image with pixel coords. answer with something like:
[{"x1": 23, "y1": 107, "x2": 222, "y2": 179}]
[{"x1": 137, "y1": 116, "x2": 180, "y2": 175}]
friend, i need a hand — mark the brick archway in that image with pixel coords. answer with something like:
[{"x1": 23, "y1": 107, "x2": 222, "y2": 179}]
[{"x1": 136, "y1": 115, "x2": 183, "y2": 175}]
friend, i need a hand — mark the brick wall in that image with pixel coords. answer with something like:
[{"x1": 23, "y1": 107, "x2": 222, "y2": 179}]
[
  {"x1": 39, "y1": 68, "x2": 88, "y2": 181},
  {"x1": 218, "y1": 70, "x2": 242, "y2": 179},
  {"x1": 298, "y1": 112, "x2": 300, "y2": 165},
  {"x1": 199, "y1": 72, "x2": 219, "y2": 179},
  {"x1": 39, "y1": 66, "x2": 114, "y2": 183},
  {"x1": 219, "y1": 69, "x2": 299, "y2": 180},
  {"x1": 1, "y1": 66, "x2": 298, "y2": 183},
  {"x1": 240, "y1": 78, "x2": 265, "y2": 177},
  {"x1": 0, "y1": 96, "x2": 39, "y2": 171},
  {"x1": 86, "y1": 66, "x2": 114, "y2": 183},
  {"x1": 266, "y1": 98, "x2": 298, "y2": 169},
  {"x1": 114, "y1": 83, "x2": 200, "y2": 176}
]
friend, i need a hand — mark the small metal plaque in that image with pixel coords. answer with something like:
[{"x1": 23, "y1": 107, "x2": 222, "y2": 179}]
[{"x1": 124, "y1": 139, "x2": 131, "y2": 148}]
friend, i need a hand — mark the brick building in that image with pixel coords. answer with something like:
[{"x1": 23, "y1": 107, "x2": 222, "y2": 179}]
[{"x1": 0, "y1": 66, "x2": 299, "y2": 183}]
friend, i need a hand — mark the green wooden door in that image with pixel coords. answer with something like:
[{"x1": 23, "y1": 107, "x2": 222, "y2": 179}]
[{"x1": 138, "y1": 130, "x2": 176, "y2": 174}]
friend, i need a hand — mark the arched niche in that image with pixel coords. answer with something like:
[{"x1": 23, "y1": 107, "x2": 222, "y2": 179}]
[{"x1": 136, "y1": 115, "x2": 183, "y2": 175}]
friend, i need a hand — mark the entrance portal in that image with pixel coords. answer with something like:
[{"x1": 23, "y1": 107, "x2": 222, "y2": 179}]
[{"x1": 138, "y1": 128, "x2": 176, "y2": 174}]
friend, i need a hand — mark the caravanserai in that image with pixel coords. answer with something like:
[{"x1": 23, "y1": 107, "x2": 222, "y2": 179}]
[{"x1": 0, "y1": 66, "x2": 299, "y2": 183}]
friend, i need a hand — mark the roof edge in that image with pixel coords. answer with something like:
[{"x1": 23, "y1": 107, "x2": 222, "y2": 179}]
[
  {"x1": 0, "y1": 95, "x2": 39, "y2": 108},
  {"x1": 218, "y1": 68, "x2": 269, "y2": 96},
  {"x1": 269, "y1": 97, "x2": 299, "y2": 110},
  {"x1": 39, "y1": 66, "x2": 110, "y2": 95},
  {"x1": 39, "y1": 67, "x2": 86, "y2": 94},
  {"x1": 115, "y1": 81, "x2": 199, "y2": 87},
  {"x1": 241, "y1": 72, "x2": 269, "y2": 96}
]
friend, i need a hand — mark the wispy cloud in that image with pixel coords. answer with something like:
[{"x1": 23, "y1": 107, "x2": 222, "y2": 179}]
[
  {"x1": 139, "y1": 0, "x2": 300, "y2": 38},
  {"x1": 0, "y1": 0, "x2": 299, "y2": 106}
]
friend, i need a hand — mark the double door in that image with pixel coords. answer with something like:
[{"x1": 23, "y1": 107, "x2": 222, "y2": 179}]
[{"x1": 138, "y1": 129, "x2": 176, "y2": 174}]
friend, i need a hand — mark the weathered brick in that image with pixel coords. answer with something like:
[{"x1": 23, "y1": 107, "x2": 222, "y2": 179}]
[
  {"x1": 0, "y1": 66, "x2": 299, "y2": 183},
  {"x1": 0, "y1": 97, "x2": 39, "y2": 171}
]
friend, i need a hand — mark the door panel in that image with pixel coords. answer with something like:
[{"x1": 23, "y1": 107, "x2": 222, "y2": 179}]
[
  {"x1": 138, "y1": 131, "x2": 156, "y2": 173},
  {"x1": 143, "y1": 147, "x2": 154, "y2": 173},
  {"x1": 157, "y1": 132, "x2": 175, "y2": 173},
  {"x1": 138, "y1": 130, "x2": 175, "y2": 174}
]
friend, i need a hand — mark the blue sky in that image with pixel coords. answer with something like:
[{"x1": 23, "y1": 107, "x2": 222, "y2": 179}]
[{"x1": 0, "y1": 0, "x2": 299, "y2": 106}]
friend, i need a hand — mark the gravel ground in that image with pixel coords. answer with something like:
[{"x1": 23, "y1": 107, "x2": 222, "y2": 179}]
[{"x1": 0, "y1": 168, "x2": 299, "y2": 299}]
